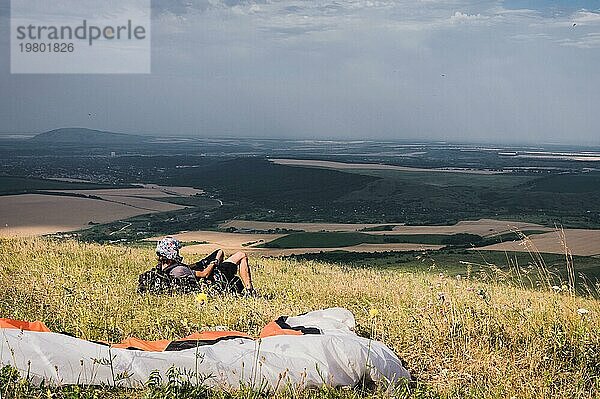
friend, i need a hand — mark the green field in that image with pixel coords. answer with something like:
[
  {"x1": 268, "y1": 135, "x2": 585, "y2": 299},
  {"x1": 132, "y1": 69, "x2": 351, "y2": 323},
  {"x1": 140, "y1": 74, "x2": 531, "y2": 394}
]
[
  {"x1": 345, "y1": 168, "x2": 536, "y2": 188},
  {"x1": 524, "y1": 174, "x2": 600, "y2": 193},
  {"x1": 261, "y1": 231, "x2": 547, "y2": 249},
  {"x1": 0, "y1": 176, "x2": 127, "y2": 195}
]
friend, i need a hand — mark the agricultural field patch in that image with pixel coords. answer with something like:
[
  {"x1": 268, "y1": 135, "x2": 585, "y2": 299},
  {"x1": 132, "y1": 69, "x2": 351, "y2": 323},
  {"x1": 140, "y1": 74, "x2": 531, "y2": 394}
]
[
  {"x1": 477, "y1": 229, "x2": 600, "y2": 256},
  {"x1": 0, "y1": 194, "x2": 184, "y2": 237}
]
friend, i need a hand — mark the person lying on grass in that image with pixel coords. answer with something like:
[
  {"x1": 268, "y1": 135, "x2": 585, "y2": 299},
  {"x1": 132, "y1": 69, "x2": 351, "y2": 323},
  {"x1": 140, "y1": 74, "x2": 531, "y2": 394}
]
[{"x1": 155, "y1": 236, "x2": 256, "y2": 296}]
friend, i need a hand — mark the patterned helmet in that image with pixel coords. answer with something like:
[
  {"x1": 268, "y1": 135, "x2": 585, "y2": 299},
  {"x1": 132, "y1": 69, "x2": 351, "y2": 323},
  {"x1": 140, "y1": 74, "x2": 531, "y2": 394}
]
[{"x1": 156, "y1": 236, "x2": 182, "y2": 262}]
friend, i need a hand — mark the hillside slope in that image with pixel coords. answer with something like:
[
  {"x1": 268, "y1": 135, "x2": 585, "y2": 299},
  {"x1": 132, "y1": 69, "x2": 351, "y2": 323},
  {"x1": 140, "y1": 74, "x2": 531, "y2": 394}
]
[
  {"x1": 0, "y1": 238, "x2": 598, "y2": 398},
  {"x1": 30, "y1": 128, "x2": 144, "y2": 144}
]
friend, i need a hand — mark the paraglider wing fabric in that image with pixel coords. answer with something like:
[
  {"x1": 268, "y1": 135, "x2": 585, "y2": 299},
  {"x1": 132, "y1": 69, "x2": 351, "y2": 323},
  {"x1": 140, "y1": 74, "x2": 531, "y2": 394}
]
[
  {"x1": 285, "y1": 307, "x2": 356, "y2": 335},
  {"x1": 0, "y1": 308, "x2": 410, "y2": 389},
  {"x1": 258, "y1": 307, "x2": 353, "y2": 338},
  {"x1": 0, "y1": 318, "x2": 50, "y2": 332},
  {"x1": 110, "y1": 337, "x2": 172, "y2": 352}
]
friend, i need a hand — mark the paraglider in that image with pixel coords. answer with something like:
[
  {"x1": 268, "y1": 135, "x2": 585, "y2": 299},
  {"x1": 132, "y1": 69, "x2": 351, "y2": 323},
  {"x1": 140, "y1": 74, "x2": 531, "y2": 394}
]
[{"x1": 1, "y1": 308, "x2": 410, "y2": 391}]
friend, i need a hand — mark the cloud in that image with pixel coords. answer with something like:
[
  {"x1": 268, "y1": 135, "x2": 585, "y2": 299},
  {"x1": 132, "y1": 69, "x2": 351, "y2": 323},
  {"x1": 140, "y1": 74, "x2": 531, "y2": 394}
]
[
  {"x1": 449, "y1": 11, "x2": 490, "y2": 24},
  {"x1": 572, "y1": 10, "x2": 600, "y2": 25},
  {"x1": 558, "y1": 32, "x2": 600, "y2": 48}
]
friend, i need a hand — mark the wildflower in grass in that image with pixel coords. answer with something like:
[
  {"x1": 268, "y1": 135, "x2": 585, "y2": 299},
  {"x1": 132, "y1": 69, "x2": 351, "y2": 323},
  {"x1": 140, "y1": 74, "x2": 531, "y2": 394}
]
[
  {"x1": 369, "y1": 308, "x2": 379, "y2": 318},
  {"x1": 195, "y1": 292, "x2": 208, "y2": 304},
  {"x1": 577, "y1": 308, "x2": 589, "y2": 315},
  {"x1": 552, "y1": 285, "x2": 561, "y2": 292},
  {"x1": 477, "y1": 288, "x2": 489, "y2": 301}
]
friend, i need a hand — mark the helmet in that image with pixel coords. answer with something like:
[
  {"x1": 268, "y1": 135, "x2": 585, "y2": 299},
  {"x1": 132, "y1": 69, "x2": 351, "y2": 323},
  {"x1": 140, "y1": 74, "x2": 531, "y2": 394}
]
[{"x1": 156, "y1": 236, "x2": 182, "y2": 262}]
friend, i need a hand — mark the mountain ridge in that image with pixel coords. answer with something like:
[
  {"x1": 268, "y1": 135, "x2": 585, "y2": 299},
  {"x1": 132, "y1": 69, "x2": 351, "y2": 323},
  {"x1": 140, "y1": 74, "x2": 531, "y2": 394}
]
[{"x1": 30, "y1": 128, "x2": 144, "y2": 144}]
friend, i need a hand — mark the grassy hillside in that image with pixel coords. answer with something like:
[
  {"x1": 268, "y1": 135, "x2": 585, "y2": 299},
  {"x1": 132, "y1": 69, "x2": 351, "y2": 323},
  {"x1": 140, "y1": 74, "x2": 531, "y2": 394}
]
[
  {"x1": 1, "y1": 238, "x2": 599, "y2": 398},
  {"x1": 286, "y1": 249, "x2": 600, "y2": 291}
]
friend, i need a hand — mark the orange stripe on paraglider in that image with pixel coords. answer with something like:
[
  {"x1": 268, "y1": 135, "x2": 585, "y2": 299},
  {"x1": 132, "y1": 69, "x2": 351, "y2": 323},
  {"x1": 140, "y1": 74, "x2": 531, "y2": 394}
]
[
  {"x1": 1, "y1": 317, "x2": 304, "y2": 349},
  {"x1": 259, "y1": 321, "x2": 303, "y2": 338},
  {"x1": 0, "y1": 318, "x2": 51, "y2": 333}
]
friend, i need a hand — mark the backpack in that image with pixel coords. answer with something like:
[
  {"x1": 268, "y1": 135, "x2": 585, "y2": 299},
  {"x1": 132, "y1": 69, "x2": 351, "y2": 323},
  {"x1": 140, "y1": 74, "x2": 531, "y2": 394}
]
[{"x1": 137, "y1": 265, "x2": 200, "y2": 294}]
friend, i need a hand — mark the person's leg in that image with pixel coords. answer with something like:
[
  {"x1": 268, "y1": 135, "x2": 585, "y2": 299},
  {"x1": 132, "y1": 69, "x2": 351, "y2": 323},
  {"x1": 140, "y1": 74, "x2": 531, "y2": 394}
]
[
  {"x1": 191, "y1": 249, "x2": 224, "y2": 270},
  {"x1": 225, "y1": 251, "x2": 253, "y2": 290},
  {"x1": 215, "y1": 249, "x2": 224, "y2": 264}
]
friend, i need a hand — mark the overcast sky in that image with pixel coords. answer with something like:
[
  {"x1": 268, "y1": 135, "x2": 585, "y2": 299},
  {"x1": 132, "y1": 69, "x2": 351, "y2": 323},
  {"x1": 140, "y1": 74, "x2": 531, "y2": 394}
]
[{"x1": 0, "y1": 0, "x2": 599, "y2": 144}]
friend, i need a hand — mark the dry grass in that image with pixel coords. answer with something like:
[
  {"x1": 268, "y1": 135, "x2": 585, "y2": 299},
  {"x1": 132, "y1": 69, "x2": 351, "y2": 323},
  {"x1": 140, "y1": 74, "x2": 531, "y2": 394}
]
[{"x1": 1, "y1": 237, "x2": 599, "y2": 398}]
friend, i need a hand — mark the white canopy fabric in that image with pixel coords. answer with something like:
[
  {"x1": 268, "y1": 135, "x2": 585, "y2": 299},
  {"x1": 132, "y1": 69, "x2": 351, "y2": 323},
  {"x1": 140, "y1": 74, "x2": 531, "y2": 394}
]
[{"x1": 1, "y1": 307, "x2": 410, "y2": 390}]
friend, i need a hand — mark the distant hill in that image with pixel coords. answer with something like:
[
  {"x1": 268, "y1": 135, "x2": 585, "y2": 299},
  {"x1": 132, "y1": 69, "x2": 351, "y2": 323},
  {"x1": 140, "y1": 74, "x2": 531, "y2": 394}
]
[{"x1": 30, "y1": 128, "x2": 144, "y2": 144}]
